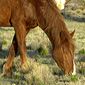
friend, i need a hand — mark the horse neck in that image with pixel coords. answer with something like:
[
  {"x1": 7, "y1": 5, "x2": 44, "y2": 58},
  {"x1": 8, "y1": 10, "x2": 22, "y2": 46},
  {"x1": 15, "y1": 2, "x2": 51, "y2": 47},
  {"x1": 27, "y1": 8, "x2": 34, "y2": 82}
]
[
  {"x1": 33, "y1": 0, "x2": 60, "y2": 27},
  {"x1": 34, "y1": 0, "x2": 68, "y2": 47}
]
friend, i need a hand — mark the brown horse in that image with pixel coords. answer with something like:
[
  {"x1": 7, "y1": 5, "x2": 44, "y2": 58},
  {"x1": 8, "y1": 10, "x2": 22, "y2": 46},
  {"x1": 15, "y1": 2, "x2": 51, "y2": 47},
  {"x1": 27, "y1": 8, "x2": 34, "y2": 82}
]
[{"x1": 0, "y1": 0, "x2": 76, "y2": 76}]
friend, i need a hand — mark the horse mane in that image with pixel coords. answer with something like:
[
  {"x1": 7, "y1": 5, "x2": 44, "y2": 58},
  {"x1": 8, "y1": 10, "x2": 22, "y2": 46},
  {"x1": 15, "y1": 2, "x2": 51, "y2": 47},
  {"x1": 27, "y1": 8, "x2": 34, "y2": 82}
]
[
  {"x1": 47, "y1": 0, "x2": 63, "y2": 17},
  {"x1": 44, "y1": 0, "x2": 66, "y2": 26},
  {"x1": 25, "y1": 0, "x2": 75, "y2": 75},
  {"x1": 46, "y1": 0, "x2": 75, "y2": 50}
]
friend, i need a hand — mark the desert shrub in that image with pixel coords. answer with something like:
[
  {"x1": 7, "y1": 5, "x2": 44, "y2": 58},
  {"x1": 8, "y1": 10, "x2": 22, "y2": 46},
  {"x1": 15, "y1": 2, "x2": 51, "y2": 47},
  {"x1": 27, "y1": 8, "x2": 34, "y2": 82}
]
[
  {"x1": 83, "y1": 12, "x2": 85, "y2": 15},
  {"x1": 13, "y1": 58, "x2": 56, "y2": 85},
  {"x1": 0, "y1": 40, "x2": 2, "y2": 51},
  {"x1": 79, "y1": 68, "x2": 85, "y2": 75},
  {"x1": 2, "y1": 39, "x2": 7, "y2": 45},
  {"x1": 76, "y1": 9, "x2": 81, "y2": 14},
  {"x1": 51, "y1": 66, "x2": 63, "y2": 76},
  {"x1": 37, "y1": 45, "x2": 49, "y2": 56},
  {"x1": 28, "y1": 76, "x2": 45, "y2": 85},
  {"x1": 33, "y1": 54, "x2": 55, "y2": 66},
  {"x1": 78, "y1": 0, "x2": 85, "y2": 6},
  {"x1": 78, "y1": 49, "x2": 85, "y2": 54}
]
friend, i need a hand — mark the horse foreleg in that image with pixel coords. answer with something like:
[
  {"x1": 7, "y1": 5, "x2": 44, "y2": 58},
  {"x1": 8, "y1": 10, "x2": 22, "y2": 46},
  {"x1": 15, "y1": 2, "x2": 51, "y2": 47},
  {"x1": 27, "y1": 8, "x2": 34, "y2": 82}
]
[
  {"x1": 2, "y1": 27, "x2": 30, "y2": 76},
  {"x1": 13, "y1": 22, "x2": 30, "y2": 73},
  {"x1": 2, "y1": 35, "x2": 18, "y2": 76},
  {"x1": 3, "y1": 35, "x2": 18, "y2": 75}
]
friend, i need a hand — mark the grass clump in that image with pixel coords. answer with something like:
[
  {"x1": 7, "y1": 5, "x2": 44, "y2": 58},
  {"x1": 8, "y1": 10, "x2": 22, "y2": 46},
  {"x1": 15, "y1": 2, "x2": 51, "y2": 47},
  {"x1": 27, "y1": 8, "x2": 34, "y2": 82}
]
[
  {"x1": 30, "y1": 76, "x2": 45, "y2": 85},
  {"x1": 70, "y1": 75, "x2": 78, "y2": 82},
  {"x1": 79, "y1": 68, "x2": 85, "y2": 75},
  {"x1": 2, "y1": 39, "x2": 7, "y2": 45},
  {"x1": 14, "y1": 58, "x2": 56, "y2": 85},
  {"x1": 76, "y1": 9, "x2": 81, "y2": 14},
  {"x1": 78, "y1": 49, "x2": 85, "y2": 54},
  {"x1": 37, "y1": 46, "x2": 49, "y2": 56}
]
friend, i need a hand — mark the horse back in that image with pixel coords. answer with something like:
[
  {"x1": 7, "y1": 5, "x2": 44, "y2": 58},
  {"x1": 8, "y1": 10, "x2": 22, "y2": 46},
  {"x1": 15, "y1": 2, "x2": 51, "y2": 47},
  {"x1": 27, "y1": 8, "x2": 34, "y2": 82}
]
[{"x1": 0, "y1": 0, "x2": 11, "y2": 26}]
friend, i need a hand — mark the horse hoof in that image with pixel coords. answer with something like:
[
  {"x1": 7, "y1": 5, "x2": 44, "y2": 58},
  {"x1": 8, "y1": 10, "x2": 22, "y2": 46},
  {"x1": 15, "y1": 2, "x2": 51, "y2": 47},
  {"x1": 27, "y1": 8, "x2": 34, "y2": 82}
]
[
  {"x1": 20, "y1": 61, "x2": 31, "y2": 73},
  {"x1": 2, "y1": 64, "x2": 12, "y2": 77}
]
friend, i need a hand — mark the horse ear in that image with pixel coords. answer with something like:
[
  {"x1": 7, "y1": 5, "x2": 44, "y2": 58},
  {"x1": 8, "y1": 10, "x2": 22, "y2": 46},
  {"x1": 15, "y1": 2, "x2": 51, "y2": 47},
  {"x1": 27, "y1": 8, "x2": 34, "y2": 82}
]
[{"x1": 70, "y1": 30, "x2": 75, "y2": 38}]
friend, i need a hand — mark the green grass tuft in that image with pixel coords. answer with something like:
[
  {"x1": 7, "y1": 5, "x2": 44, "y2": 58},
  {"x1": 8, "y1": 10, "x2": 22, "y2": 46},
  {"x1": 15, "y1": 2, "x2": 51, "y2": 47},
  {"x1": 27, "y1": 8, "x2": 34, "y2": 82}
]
[
  {"x1": 70, "y1": 75, "x2": 78, "y2": 82},
  {"x1": 37, "y1": 46, "x2": 49, "y2": 56},
  {"x1": 78, "y1": 49, "x2": 85, "y2": 54}
]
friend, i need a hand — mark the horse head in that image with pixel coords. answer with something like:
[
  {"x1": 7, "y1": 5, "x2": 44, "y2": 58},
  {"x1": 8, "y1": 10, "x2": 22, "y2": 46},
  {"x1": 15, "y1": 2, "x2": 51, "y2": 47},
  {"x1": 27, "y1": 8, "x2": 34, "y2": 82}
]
[{"x1": 52, "y1": 30, "x2": 75, "y2": 75}]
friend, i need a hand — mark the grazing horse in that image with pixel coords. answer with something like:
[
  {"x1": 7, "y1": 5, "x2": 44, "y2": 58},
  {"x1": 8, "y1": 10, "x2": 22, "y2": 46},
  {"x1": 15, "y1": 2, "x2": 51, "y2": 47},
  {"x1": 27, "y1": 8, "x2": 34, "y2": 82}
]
[{"x1": 0, "y1": 0, "x2": 76, "y2": 76}]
